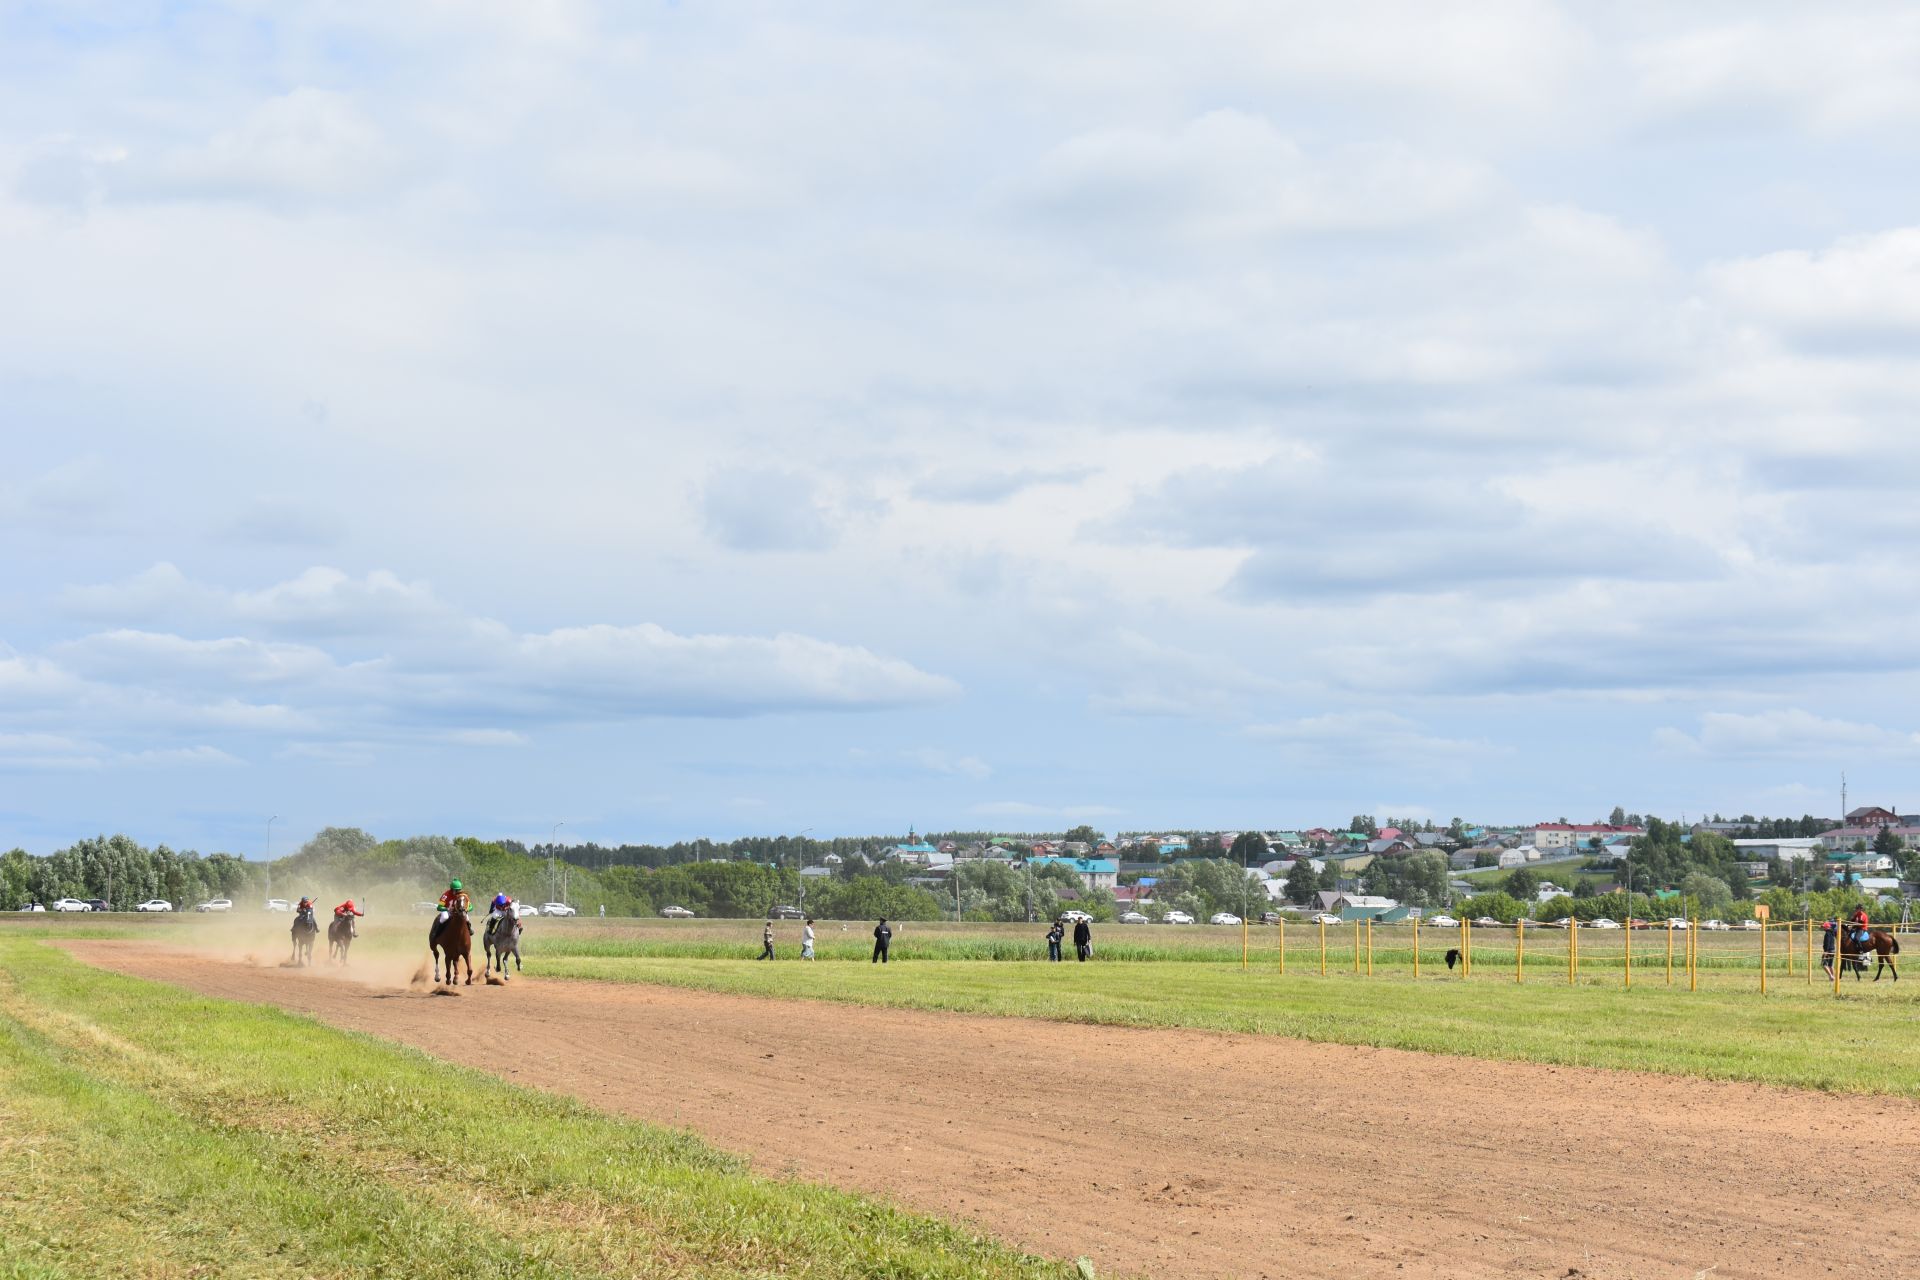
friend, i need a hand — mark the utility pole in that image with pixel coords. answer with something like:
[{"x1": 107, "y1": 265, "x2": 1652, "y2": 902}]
[
  {"x1": 265, "y1": 816, "x2": 278, "y2": 906},
  {"x1": 549, "y1": 822, "x2": 564, "y2": 904}
]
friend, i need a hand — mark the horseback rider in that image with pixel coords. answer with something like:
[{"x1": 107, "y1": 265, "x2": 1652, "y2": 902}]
[
  {"x1": 332, "y1": 896, "x2": 363, "y2": 930},
  {"x1": 294, "y1": 896, "x2": 317, "y2": 928},
  {"x1": 485, "y1": 892, "x2": 516, "y2": 943},
  {"x1": 429, "y1": 879, "x2": 469, "y2": 949}
]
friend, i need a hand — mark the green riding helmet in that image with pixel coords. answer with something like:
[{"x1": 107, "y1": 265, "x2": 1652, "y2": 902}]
[{"x1": 450, "y1": 880, "x2": 462, "y2": 890}]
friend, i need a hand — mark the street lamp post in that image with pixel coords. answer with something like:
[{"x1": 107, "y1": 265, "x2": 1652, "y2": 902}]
[
  {"x1": 549, "y1": 822, "x2": 564, "y2": 905},
  {"x1": 794, "y1": 828, "x2": 814, "y2": 914}
]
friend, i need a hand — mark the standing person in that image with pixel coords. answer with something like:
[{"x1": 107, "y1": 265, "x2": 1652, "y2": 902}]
[
  {"x1": 759, "y1": 919, "x2": 776, "y2": 960},
  {"x1": 598, "y1": 904, "x2": 605, "y2": 918},
  {"x1": 1821, "y1": 919, "x2": 1837, "y2": 979},
  {"x1": 1046, "y1": 917, "x2": 1064, "y2": 962},
  {"x1": 1073, "y1": 915, "x2": 1093, "y2": 962},
  {"x1": 872, "y1": 917, "x2": 892, "y2": 964},
  {"x1": 801, "y1": 917, "x2": 816, "y2": 960}
]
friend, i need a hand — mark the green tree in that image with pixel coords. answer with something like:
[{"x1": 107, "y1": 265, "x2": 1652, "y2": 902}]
[
  {"x1": 1348, "y1": 815, "x2": 1378, "y2": 837},
  {"x1": 1061, "y1": 824, "x2": 1104, "y2": 848},
  {"x1": 1284, "y1": 859, "x2": 1318, "y2": 904},
  {"x1": 1228, "y1": 831, "x2": 1271, "y2": 865},
  {"x1": 1504, "y1": 868, "x2": 1540, "y2": 902},
  {"x1": 1680, "y1": 871, "x2": 1733, "y2": 912},
  {"x1": 1873, "y1": 824, "x2": 1901, "y2": 864}
]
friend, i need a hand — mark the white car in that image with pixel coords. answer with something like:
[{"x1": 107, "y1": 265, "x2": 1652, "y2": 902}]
[
  {"x1": 659, "y1": 905, "x2": 695, "y2": 918},
  {"x1": 51, "y1": 898, "x2": 92, "y2": 912},
  {"x1": 1702, "y1": 918, "x2": 1731, "y2": 931},
  {"x1": 540, "y1": 902, "x2": 577, "y2": 917},
  {"x1": 517, "y1": 904, "x2": 539, "y2": 916},
  {"x1": 1586, "y1": 918, "x2": 1622, "y2": 930},
  {"x1": 1209, "y1": 912, "x2": 1242, "y2": 926},
  {"x1": 17, "y1": 902, "x2": 45, "y2": 912},
  {"x1": 1665, "y1": 917, "x2": 1690, "y2": 930},
  {"x1": 1161, "y1": 910, "x2": 1196, "y2": 924},
  {"x1": 1738, "y1": 919, "x2": 1761, "y2": 931},
  {"x1": 1118, "y1": 911, "x2": 1149, "y2": 924},
  {"x1": 195, "y1": 898, "x2": 233, "y2": 913},
  {"x1": 136, "y1": 899, "x2": 173, "y2": 912},
  {"x1": 1543, "y1": 917, "x2": 1574, "y2": 928},
  {"x1": 1312, "y1": 913, "x2": 1344, "y2": 925},
  {"x1": 1427, "y1": 915, "x2": 1459, "y2": 928},
  {"x1": 1472, "y1": 916, "x2": 1502, "y2": 928},
  {"x1": 264, "y1": 898, "x2": 290, "y2": 913},
  {"x1": 1060, "y1": 909, "x2": 1093, "y2": 923}
]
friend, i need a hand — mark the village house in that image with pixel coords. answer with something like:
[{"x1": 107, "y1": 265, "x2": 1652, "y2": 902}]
[{"x1": 1026, "y1": 855, "x2": 1119, "y2": 891}]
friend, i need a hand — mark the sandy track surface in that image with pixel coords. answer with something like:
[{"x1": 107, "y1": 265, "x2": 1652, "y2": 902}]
[{"x1": 59, "y1": 940, "x2": 1920, "y2": 1279}]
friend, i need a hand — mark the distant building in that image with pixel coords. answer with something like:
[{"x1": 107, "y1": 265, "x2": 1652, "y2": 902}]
[
  {"x1": 1732, "y1": 838, "x2": 1821, "y2": 863},
  {"x1": 1529, "y1": 823, "x2": 1645, "y2": 850},
  {"x1": 1026, "y1": 856, "x2": 1119, "y2": 891}
]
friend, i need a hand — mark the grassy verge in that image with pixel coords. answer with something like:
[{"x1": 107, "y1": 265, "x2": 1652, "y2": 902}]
[
  {"x1": 0, "y1": 939, "x2": 1071, "y2": 1280},
  {"x1": 533, "y1": 955, "x2": 1920, "y2": 1097}
]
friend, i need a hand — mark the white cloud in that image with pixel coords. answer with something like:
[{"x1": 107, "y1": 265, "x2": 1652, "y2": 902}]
[
  {"x1": 438, "y1": 728, "x2": 528, "y2": 747},
  {"x1": 1247, "y1": 711, "x2": 1492, "y2": 773},
  {"x1": 1654, "y1": 710, "x2": 1920, "y2": 760}
]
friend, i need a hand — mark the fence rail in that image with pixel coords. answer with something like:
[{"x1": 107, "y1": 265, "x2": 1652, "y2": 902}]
[{"x1": 1234, "y1": 916, "x2": 1908, "y2": 996}]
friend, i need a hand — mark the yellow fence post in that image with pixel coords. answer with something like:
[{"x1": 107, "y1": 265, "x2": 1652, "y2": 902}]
[
  {"x1": 1666, "y1": 922, "x2": 1674, "y2": 986},
  {"x1": 1366, "y1": 919, "x2": 1374, "y2": 977},
  {"x1": 1460, "y1": 916, "x2": 1470, "y2": 978},
  {"x1": 1412, "y1": 918, "x2": 1420, "y2": 978},
  {"x1": 1352, "y1": 920, "x2": 1361, "y2": 975},
  {"x1": 1242, "y1": 916, "x2": 1248, "y2": 970},
  {"x1": 1278, "y1": 917, "x2": 1285, "y2": 975},
  {"x1": 1319, "y1": 918, "x2": 1327, "y2": 976},
  {"x1": 1516, "y1": 918, "x2": 1524, "y2": 984},
  {"x1": 1806, "y1": 917, "x2": 1813, "y2": 985},
  {"x1": 1624, "y1": 915, "x2": 1632, "y2": 989},
  {"x1": 1760, "y1": 920, "x2": 1769, "y2": 994},
  {"x1": 1833, "y1": 920, "x2": 1843, "y2": 997},
  {"x1": 1567, "y1": 919, "x2": 1576, "y2": 985},
  {"x1": 1689, "y1": 917, "x2": 1698, "y2": 992}
]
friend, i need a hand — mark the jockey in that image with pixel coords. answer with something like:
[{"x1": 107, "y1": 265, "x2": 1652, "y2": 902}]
[
  {"x1": 295, "y1": 896, "x2": 316, "y2": 922},
  {"x1": 429, "y1": 880, "x2": 468, "y2": 947},
  {"x1": 333, "y1": 898, "x2": 363, "y2": 936},
  {"x1": 485, "y1": 892, "x2": 515, "y2": 941}
]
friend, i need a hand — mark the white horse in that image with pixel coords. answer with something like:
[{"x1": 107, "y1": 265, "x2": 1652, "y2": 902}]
[{"x1": 483, "y1": 903, "x2": 523, "y2": 979}]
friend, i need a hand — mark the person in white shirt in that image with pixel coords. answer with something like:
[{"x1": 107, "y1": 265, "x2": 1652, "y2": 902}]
[{"x1": 801, "y1": 917, "x2": 816, "y2": 960}]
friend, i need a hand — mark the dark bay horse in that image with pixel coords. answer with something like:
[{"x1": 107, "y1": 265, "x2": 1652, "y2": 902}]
[
  {"x1": 1840, "y1": 927, "x2": 1901, "y2": 981},
  {"x1": 328, "y1": 912, "x2": 356, "y2": 965},
  {"x1": 290, "y1": 907, "x2": 319, "y2": 966},
  {"x1": 484, "y1": 905, "x2": 523, "y2": 979},
  {"x1": 432, "y1": 905, "x2": 474, "y2": 986}
]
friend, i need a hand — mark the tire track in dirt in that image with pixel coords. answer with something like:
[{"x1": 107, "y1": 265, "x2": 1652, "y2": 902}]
[{"x1": 59, "y1": 940, "x2": 1920, "y2": 1280}]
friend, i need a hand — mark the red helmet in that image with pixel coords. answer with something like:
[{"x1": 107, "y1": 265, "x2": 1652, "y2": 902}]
[{"x1": 342, "y1": 899, "x2": 355, "y2": 910}]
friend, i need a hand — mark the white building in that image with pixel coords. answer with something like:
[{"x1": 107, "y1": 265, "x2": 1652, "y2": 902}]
[{"x1": 1731, "y1": 838, "x2": 1821, "y2": 863}]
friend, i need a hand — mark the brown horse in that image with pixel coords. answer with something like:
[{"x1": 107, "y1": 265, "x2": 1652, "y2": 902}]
[
  {"x1": 431, "y1": 905, "x2": 474, "y2": 985},
  {"x1": 327, "y1": 912, "x2": 356, "y2": 965},
  {"x1": 289, "y1": 907, "x2": 319, "y2": 966},
  {"x1": 1839, "y1": 927, "x2": 1901, "y2": 981}
]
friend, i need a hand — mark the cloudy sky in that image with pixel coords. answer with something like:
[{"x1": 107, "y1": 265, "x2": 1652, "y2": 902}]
[{"x1": 5, "y1": 2, "x2": 1919, "y2": 854}]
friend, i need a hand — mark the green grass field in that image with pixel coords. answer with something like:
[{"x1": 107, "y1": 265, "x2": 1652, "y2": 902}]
[{"x1": 0, "y1": 938, "x2": 1072, "y2": 1280}]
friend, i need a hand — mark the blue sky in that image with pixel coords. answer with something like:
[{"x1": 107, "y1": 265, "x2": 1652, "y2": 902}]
[{"x1": 5, "y1": 1, "x2": 1920, "y2": 854}]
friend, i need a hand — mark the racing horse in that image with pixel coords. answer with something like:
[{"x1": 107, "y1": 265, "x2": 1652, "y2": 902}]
[
  {"x1": 484, "y1": 903, "x2": 523, "y2": 979},
  {"x1": 431, "y1": 903, "x2": 475, "y2": 986},
  {"x1": 289, "y1": 905, "x2": 319, "y2": 967},
  {"x1": 1839, "y1": 926, "x2": 1901, "y2": 981},
  {"x1": 327, "y1": 911, "x2": 357, "y2": 965}
]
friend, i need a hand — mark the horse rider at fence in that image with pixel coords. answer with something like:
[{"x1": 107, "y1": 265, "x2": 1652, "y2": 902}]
[
  {"x1": 332, "y1": 898, "x2": 363, "y2": 936},
  {"x1": 429, "y1": 880, "x2": 469, "y2": 950}
]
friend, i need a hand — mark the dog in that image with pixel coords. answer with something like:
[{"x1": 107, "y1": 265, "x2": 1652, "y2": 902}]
[{"x1": 1445, "y1": 947, "x2": 1461, "y2": 970}]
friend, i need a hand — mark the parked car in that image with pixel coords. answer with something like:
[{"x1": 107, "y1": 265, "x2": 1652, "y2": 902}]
[
  {"x1": 1427, "y1": 914, "x2": 1459, "y2": 928},
  {"x1": 264, "y1": 898, "x2": 290, "y2": 913},
  {"x1": 1259, "y1": 911, "x2": 1281, "y2": 924},
  {"x1": 1209, "y1": 912, "x2": 1242, "y2": 926},
  {"x1": 1702, "y1": 918, "x2": 1731, "y2": 931},
  {"x1": 85, "y1": 898, "x2": 109, "y2": 912},
  {"x1": 1586, "y1": 917, "x2": 1622, "y2": 930},
  {"x1": 195, "y1": 898, "x2": 233, "y2": 913},
  {"x1": 1472, "y1": 916, "x2": 1502, "y2": 928},
  {"x1": 136, "y1": 899, "x2": 173, "y2": 912},
  {"x1": 518, "y1": 904, "x2": 539, "y2": 916},
  {"x1": 17, "y1": 902, "x2": 46, "y2": 912},
  {"x1": 659, "y1": 905, "x2": 695, "y2": 918},
  {"x1": 541, "y1": 902, "x2": 578, "y2": 917},
  {"x1": 1117, "y1": 911, "x2": 1149, "y2": 924},
  {"x1": 1060, "y1": 909, "x2": 1094, "y2": 923},
  {"x1": 1665, "y1": 917, "x2": 1690, "y2": 930},
  {"x1": 1312, "y1": 913, "x2": 1344, "y2": 925},
  {"x1": 1543, "y1": 917, "x2": 1573, "y2": 928},
  {"x1": 768, "y1": 904, "x2": 803, "y2": 920},
  {"x1": 1738, "y1": 919, "x2": 1761, "y2": 931},
  {"x1": 51, "y1": 898, "x2": 91, "y2": 912},
  {"x1": 1161, "y1": 910, "x2": 1196, "y2": 924}
]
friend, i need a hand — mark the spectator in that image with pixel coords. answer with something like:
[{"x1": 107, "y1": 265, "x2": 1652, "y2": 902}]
[
  {"x1": 872, "y1": 917, "x2": 892, "y2": 964},
  {"x1": 1073, "y1": 916, "x2": 1093, "y2": 962},
  {"x1": 1045, "y1": 917, "x2": 1064, "y2": 962},
  {"x1": 802, "y1": 917, "x2": 816, "y2": 960},
  {"x1": 1821, "y1": 920, "x2": 1836, "y2": 979},
  {"x1": 759, "y1": 919, "x2": 775, "y2": 960}
]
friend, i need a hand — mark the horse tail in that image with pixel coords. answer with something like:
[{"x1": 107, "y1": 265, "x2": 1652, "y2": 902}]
[{"x1": 1893, "y1": 935, "x2": 1902, "y2": 955}]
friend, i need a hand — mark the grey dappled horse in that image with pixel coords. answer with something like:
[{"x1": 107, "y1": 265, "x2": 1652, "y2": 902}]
[{"x1": 485, "y1": 904, "x2": 523, "y2": 979}]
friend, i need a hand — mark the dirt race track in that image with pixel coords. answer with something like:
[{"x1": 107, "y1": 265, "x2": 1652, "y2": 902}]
[{"x1": 61, "y1": 941, "x2": 1920, "y2": 1279}]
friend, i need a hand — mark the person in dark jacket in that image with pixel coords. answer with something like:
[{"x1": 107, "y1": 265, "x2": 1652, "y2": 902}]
[
  {"x1": 1045, "y1": 917, "x2": 1065, "y2": 962},
  {"x1": 872, "y1": 918, "x2": 892, "y2": 964},
  {"x1": 1073, "y1": 916, "x2": 1093, "y2": 962},
  {"x1": 759, "y1": 919, "x2": 775, "y2": 960}
]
